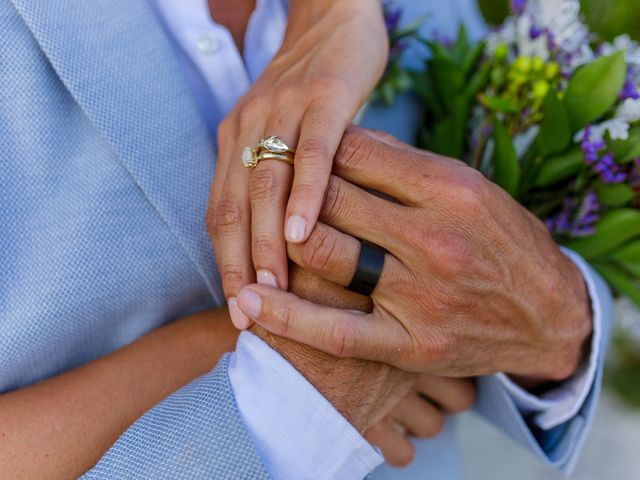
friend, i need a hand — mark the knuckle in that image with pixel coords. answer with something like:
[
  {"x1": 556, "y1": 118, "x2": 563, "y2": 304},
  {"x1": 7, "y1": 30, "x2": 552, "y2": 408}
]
[
  {"x1": 297, "y1": 137, "x2": 331, "y2": 165},
  {"x1": 252, "y1": 238, "x2": 277, "y2": 262},
  {"x1": 424, "y1": 412, "x2": 445, "y2": 438},
  {"x1": 249, "y1": 167, "x2": 279, "y2": 201},
  {"x1": 217, "y1": 117, "x2": 233, "y2": 145},
  {"x1": 429, "y1": 230, "x2": 473, "y2": 280},
  {"x1": 271, "y1": 302, "x2": 295, "y2": 338},
  {"x1": 321, "y1": 177, "x2": 345, "y2": 220},
  {"x1": 453, "y1": 168, "x2": 490, "y2": 211},
  {"x1": 327, "y1": 318, "x2": 357, "y2": 358},
  {"x1": 207, "y1": 197, "x2": 244, "y2": 235},
  {"x1": 450, "y1": 382, "x2": 477, "y2": 413},
  {"x1": 220, "y1": 268, "x2": 245, "y2": 296},
  {"x1": 236, "y1": 99, "x2": 262, "y2": 129},
  {"x1": 336, "y1": 130, "x2": 376, "y2": 170},
  {"x1": 292, "y1": 181, "x2": 323, "y2": 204},
  {"x1": 389, "y1": 444, "x2": 416, "y2": 468},
  {"x1": 301, "y1": 227, "x2": 338, "y2": 272}
]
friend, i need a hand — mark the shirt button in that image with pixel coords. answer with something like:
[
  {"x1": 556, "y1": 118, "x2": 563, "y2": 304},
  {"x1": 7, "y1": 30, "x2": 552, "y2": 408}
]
[{"x1": 196, "y1": 33, "x2": 219, "y2": 55}]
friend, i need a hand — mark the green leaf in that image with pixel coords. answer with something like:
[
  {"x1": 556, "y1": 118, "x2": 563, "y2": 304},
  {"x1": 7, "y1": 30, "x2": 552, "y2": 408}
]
[
  {"x1": 535, "y1": 90, "x2": 571, "y2": 156},
  {"x1": 465, "y1": 62, "x2": 491, "y2": 99},
  {"x1": 380, "y1": 81, "x2": 396, "y2": 106},
  {"x1": 611, "y1": 239, "x2": 640, "y2": 264},
  {"x1": 564, "y1": 52, "x2": 627, "y2": 132},
  {"x1": 534, "y1": 148, "x2": 585, "y2": 187},
  {"x1": 619, "y1": 261, "x2": 640, "y2": 279},
  {"x1": 593, "y1": 262, "x2": 640, "y2": 306},
  {"x1": 413, "y1": 71, "x2": 446, "y2": 119},
  {"x1": 594, "y1": 182, "x2": 637, "y2": 207},
  {"x1": 610, "y1": 126, "x2": 640, "y2": 163},
  {"x1": 478, "y1": 94, "x2": 520, "y2": 113},
  {"x1": 461, "y1": 41, "x2": 485, "y2": 77},
  {"x1": 453, "y1": 24, "x2": 470, "y2": 62},
  {"x1": 491, "y1": 120, "x2": 520, "y2": 195},
  {"x1": 422, "y1": 39, "x2": 454, "y2": 62},
  {"x1": 391, "y1": 15, "x2": 429, "y2": 41},
  {"x1": 477, "y1": 0, "x2": 510, "y2": 25},
  {"x1": 563, "y1": 209, "x2": 640, "y2": 259},
  {"x1": 428, "y1": 57, "x2": 465, "y2": 111},
  {"x1": 425, "y1": 96, "x2": 469, "y2": 159}
]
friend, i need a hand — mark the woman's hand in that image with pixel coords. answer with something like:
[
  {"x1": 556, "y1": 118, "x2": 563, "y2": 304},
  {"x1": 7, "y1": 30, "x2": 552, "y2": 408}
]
[
  {"x1": 366, "y1": 374, "x2": 476, "y2": 467},
  {"x1": 207, "y1": 0, "x2": 389, "y2": 328}
]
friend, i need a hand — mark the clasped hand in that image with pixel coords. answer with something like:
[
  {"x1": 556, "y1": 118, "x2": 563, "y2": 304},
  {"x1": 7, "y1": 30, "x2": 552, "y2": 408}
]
[{"x1": 233, "y1": 127, "x2": 593, "y2": 384}]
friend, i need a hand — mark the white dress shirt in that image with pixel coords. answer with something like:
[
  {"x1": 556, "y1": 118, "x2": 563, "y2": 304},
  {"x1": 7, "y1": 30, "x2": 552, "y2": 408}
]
[{"x1": 150, "y1": 0, "x2": 603, "y2": 477}]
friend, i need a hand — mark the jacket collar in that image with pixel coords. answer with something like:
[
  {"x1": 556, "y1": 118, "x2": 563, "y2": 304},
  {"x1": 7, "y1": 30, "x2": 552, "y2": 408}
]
[{"x1": 10, "y1": 0, "x2": 224, "y2": 303}]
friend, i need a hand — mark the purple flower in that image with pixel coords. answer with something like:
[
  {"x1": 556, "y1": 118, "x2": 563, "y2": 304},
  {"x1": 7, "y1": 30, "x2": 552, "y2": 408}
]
[
  {"x1": 511, "y1": 0, "x2": 527, "y2": 15},
  {"x1": 620, "y1": 66, "x2": 640, "y2": 100},
  {"x1": 581, "y1": 128, "x2": 627, "y2": 183},
  {"x1": 529, "y1": 25, "x2": 544, "y2": 39},
  {"x1": 546, "y1": 192, "x2": 601, "y2": 238},
  {"x1": 581, "y1": 127, "x2": 606, "y2": 164},
  {"x1": 546, "y1": 30, "x2": 557, "y2": 51},
  {"x1": 383, "y1": 1, "x2": 403, "y2": 35},
  {"x1": 595, "y1": 153, "x2": 628, "y2": 184},
  {"x1": 621, "y1": 80, "x2": 640, "y2": 101}
]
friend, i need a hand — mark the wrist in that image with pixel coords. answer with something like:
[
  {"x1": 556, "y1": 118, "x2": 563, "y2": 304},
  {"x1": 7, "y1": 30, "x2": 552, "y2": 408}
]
[
  {"x1": 518, "y1": 250, "x2": 593, "y2": 387},
  {"x1": 250, "y1": 324, "x2": 414, "y2": 433}
]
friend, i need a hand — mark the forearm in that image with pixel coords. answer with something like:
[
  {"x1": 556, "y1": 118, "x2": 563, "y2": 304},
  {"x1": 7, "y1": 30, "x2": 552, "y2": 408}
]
[{"x1": 0, "y1": 308, "x2": 238, "y2": 480}]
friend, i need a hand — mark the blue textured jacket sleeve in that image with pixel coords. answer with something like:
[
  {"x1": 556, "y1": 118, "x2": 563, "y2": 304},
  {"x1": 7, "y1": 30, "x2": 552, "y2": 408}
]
[
  {"x1": 474, "y1": 258, "x2": 614, "y2": 475},
  {"x1": 82, "y1": 355, "x2": 270, "y2": 480}
]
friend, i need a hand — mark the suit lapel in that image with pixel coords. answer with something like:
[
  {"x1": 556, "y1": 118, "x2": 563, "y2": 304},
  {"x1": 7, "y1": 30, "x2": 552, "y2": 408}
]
[{"x1": 10, "y1": 0, "x2": 224, "y2": 303}]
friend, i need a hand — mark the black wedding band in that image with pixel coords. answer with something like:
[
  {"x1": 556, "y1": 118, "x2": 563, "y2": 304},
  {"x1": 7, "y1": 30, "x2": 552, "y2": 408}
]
[{"x1": 347, "y1": 242, "x2": 386, "y2": 297}]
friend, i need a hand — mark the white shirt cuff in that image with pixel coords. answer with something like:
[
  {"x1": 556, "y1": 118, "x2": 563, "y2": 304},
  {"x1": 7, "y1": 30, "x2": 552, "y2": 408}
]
[
  {"x1": 496, "y1": 248, "x2": 603, "y2": 431},
  {"x1": 228, "y1": 331, "x2": 383, "y2": 480}
]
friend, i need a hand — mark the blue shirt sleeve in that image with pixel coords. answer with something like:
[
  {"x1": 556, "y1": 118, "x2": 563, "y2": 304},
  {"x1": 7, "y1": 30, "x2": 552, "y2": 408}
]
[{"x1": 475, "y1": 250, "x2": 614, "y2": 475}]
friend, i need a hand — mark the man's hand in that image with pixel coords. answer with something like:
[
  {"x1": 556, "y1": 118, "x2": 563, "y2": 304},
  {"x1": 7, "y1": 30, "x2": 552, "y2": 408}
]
[
  {"x1": 253, "y1": 266, "x2": 475, "y2": 464},
  {"x1": 251, "y1": 267, "x2": 415, "y2": 434},
  {"x1": 237, "y1": 127, "x2": 593, "y2": 385},
  {"x1": 365, "y1": 372, "x2": 476, "y2": 467}
]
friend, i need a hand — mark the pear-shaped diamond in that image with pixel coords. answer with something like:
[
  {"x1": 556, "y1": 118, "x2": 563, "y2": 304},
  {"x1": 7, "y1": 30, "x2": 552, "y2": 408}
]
[{"x1": 262, "y1": 136, "x2": 289, "y2": 153}]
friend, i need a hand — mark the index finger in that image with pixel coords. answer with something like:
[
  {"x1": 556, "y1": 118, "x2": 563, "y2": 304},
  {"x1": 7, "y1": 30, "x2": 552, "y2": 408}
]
[{"x1": 284, "y1": 101, "x2": 351, "y2": 244}]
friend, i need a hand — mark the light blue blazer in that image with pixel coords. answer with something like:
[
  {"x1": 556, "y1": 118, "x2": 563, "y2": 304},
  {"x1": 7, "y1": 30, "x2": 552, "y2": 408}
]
[{"x1": 0, "y1": 0, "x2": 613, "y2": 478}]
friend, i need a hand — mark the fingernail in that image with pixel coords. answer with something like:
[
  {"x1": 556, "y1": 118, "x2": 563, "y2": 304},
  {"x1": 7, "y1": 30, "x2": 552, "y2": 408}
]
[
  {"x1": 257, "y1": 270, "x2": 278, "y2": 288},
  {"x1": 237, "y1": 289, "x2": 262, "y2": 319},
  {"x1": 228, "y1": 297, "x2": 252, "y2": 330},
  {"x1": 285, "y1": 215, "x2": 307, "y2": 243}
]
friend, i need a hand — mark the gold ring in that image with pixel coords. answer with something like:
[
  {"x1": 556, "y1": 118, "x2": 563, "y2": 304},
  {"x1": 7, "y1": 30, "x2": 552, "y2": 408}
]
[
  {"x1": 256, "y1": 151, "x2": 294, "y2": 166},
  {"x1": 242, "y1": 136, "x2": 295, "y2": 168}
]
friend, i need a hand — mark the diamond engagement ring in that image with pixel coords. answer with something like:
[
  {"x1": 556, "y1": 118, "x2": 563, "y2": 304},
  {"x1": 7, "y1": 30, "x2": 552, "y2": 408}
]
[{"x1": 242, "y1": 136, "x2": 295, "y2": 168}]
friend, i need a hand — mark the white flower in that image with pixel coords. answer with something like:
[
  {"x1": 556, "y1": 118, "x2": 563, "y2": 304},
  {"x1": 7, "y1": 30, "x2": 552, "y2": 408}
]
[
  {"x1": 527, "y1": 0, "x2": 589, "y2": 55},
  {"x1": 486, "y1": 14, "x2": 550, "y2": 60},
  {"x1": 617, "y1": 98, "x2": 640, "y2": 123},
  {"x1": 486, "y1": 0, "x2": 590, "y2": 65},
  {"x1": 601, "y1": 34, "x2": 640, "y2": 66},
  {"x1": 568, "y1": 43, "x2": 595, "y2": 70},
  {"x1": 574, "y1": 118, "x2": 631, "y2": 143},
  {"x1": 573, "y1": 99, "x2": 640, "y2": 145}
]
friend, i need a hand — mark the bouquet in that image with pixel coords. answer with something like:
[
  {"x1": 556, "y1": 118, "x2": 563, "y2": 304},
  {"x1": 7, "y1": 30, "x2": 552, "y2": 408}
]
[{"x1": 379, "y1": 0, "x2": 640, "y2": 407}]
